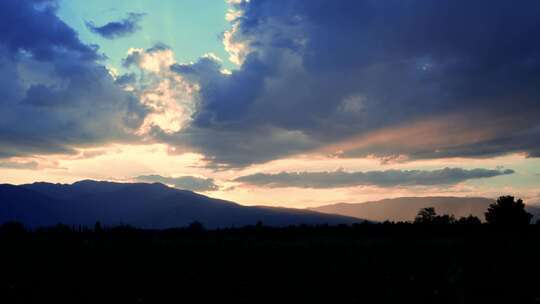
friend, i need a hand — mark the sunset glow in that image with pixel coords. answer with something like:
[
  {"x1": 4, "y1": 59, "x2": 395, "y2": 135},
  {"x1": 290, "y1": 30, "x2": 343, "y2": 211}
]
[{"x1": 1, "y1": 0, "x2": 539, "y2": 208}]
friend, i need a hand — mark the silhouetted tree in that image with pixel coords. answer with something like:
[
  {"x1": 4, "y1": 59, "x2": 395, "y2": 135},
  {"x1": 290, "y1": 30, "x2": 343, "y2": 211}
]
[
  {"x1": 414, "y1": 207, "x2": 456, "y2": 224},
  {"x1": 415, "y1": 207, "x2": 437, "y2": 224},
  {"x1": 94, "y1": 221, "x2": 103, "y2": 233},
  {"x1": 0, "y1": 221, "x2": 26, "y2": 236},
  {"x1": 48, "y1": 223, "x2": 73, "y2": 235},
  {"x1": 457, "y1": 215, "x2": 482, "y2": 225},
  {"x1": 188, "y1": 221, "x2": 205, "y2": 232},
  {"x1": 485, "y1": 196, "x2": 532, "y2": 226},
  {"x1": 433, "y1": 214, "x2": 456, "y2": 225}
]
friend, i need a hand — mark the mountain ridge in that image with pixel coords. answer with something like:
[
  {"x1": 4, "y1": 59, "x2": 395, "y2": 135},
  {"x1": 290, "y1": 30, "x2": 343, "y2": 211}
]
[
  {"x1": 0, "y1": 180, "x2": 361, "y2": 228},
  {"x1": 311, "y1": 196, "x2": 540, "y2": 222}
]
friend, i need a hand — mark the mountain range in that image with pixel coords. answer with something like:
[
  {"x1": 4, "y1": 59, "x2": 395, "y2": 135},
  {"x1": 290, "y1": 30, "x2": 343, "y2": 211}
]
[
  {"x1": 3, "y1": 181, "x2": 538, "y2": 228},
  {"x1": 311, "y1": 197, "x2": 540, "y2": 222},
  {"x1": 0, "y1": 180, "x2": 360, "y2": 228}
]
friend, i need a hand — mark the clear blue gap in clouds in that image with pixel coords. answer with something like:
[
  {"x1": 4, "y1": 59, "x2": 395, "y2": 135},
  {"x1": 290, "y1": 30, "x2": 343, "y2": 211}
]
[{"x1": 58, "y1": 0, "x2": 233, "y2": 71}]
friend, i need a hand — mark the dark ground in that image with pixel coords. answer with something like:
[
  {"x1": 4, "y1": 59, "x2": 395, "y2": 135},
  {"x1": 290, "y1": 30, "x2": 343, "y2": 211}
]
[{"x1": 1, "y1": 223, "x2": 539, "y2": 304}]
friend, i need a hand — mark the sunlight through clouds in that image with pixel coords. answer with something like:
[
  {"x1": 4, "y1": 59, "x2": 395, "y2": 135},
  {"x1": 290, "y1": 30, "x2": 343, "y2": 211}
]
[
  {"x1": 1, "y1": 0, "x2": 540, "y2": 209},
  {"x1": 122, "y1": 46, "x2": 198, "y2": 134}
]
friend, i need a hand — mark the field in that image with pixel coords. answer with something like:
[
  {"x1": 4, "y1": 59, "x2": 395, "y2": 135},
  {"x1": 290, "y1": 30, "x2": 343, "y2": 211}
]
[{"x1": 1, "y1": 223, "x2": 539, "y2": 303}]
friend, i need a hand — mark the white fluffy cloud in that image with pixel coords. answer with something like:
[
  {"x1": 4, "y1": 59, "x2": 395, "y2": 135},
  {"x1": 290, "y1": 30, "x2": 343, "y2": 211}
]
[{"x1": 121, "y1": 45, "x2": 198, "y2": 134}]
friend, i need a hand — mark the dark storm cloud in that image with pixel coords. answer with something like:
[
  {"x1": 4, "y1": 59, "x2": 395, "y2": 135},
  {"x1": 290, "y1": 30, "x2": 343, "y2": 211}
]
[
  {"x1": 235, "y1": 168, "x2": 515, "y2": 189},
  {"x1": 135, "y1": 175, "x2": 219, "y2": 192},
  {"x1": 161, "y1": 0, "x2": 540, "y2": 167},
  {"x1": 0, "y1": 0, "x2": 148, "y2": 159},
  {"x1": 4, "y1": 0, "x2": 540, "y2": 169},
  {"x1": 86, "y1": 13, "x2": 145, "y2": 40},
  {"x1": 0, "y1": 0, "x2": 98, "y2": 61}
]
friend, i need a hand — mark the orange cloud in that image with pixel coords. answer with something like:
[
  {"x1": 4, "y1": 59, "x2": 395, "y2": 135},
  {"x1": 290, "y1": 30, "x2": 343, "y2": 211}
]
[{"x1": 315, "y1": 113, "x2": 516, "y2": 162}]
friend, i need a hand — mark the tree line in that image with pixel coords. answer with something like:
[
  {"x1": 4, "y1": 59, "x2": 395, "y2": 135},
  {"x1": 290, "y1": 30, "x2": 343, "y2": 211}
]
[
  {"x1": 413, "y1": 195, "x2": 533, "y2": 225},
  {"x1": 0, "y1": 195, "x2": 536, "y2": 234}
]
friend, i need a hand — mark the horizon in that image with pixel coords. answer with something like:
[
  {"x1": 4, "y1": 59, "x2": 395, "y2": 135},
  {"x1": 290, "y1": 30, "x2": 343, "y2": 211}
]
[
  {"x1": 1, "y1": 0, "x2": 540, "y2": 209},
  {"x1": 5, "y1": 178, "x2": 540, "y2": 209}
]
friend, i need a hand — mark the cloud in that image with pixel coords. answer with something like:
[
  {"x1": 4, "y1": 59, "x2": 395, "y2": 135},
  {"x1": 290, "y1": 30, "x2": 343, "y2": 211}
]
[
  {"x1": 0, "y1": 0, "x2": 148, "y2": 159},
  {"x1": 119, "y1": 44, "x2": 197, "y2": 134},
  {"x1": 4, "y1": 0, "x2": 540, "y2": 171},
  {"x1": 0, "y1": 160, "x2": 38, "y2": 170},
  {"x1": 135, "y1": 174, "x2": 219, "y2": 192},
  {"x1": 150, "y1": 0, "x2": 540, "y2": 168},
  {"x1": 86, "y1": 13, "x2": 145, "y2": 39},
  {"x1": 235, "y1": 168, "x2": 515, "y2": 189},
  {"x1": 69, "y1": 149, "x2": 114, "y2": 160}
]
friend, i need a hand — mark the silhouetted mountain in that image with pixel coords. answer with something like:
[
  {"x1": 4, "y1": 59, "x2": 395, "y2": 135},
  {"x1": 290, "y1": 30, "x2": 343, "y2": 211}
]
[
  {"x1": 0, "y1": 185, "x2": 59, "y2": 227},
  {"x1": 23, "y1": 180, "x2": 133, "y2": 200},
  {"x1": 0, "y1": 181, "x2": 360, "y2": 228},
  {"x1": 311, "y1": 196, "x2": 540, "y2": 222}
]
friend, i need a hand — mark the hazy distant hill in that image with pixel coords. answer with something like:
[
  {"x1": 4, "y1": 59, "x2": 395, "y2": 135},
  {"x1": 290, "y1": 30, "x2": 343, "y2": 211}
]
[
  {"x1": 311, "y1": 197, "x2": 540, "y2": 222},
  {"x1": 0, "y1": 180, "x2": 360, "y2": 228}
]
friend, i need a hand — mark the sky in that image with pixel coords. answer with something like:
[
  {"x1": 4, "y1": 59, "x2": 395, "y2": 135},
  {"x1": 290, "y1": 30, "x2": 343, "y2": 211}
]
[{"x1": 1, "y1": 0, "x2": 540, "y2": 208}]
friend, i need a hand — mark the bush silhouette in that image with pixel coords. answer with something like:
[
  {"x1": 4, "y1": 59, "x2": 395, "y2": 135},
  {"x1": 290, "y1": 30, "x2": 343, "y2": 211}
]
[
  {"x1": 457, "y1": 215, "x2": 482, "y2": 225},
  {"x1": 188, "y1": 221, "x2": 205, "y2": 232},
  {"x1": 0, "y1": 221, "x2": 26, "y2": 236},
  {"x1": 94, "y1": 221, "x2": 103, "y2": 233},
  {"x1": 485, "y1": 196, "x2": 532, "y2": 226}
]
